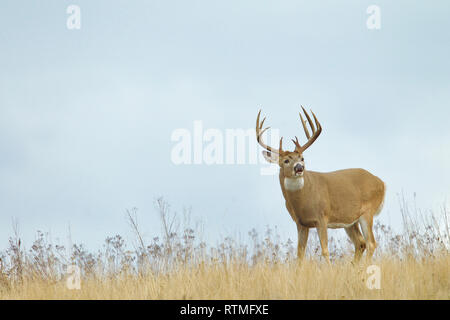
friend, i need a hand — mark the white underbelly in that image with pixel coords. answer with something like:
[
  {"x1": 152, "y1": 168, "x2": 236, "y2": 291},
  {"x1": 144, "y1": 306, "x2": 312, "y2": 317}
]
[{"x1": 327, "y1": 220, "x2": 358, "y2": 229}]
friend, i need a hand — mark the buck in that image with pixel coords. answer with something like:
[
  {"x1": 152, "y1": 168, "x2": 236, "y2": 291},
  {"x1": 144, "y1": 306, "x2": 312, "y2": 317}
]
[{"x1": 256, "y1": 107, "x2": 385, "y2": 263}]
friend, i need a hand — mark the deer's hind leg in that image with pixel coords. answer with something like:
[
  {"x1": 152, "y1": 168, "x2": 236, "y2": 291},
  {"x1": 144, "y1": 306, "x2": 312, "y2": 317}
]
[
  {"x1": 344, "y1": 224, "x2": 366, "y2": 263},
  {"x1": 359, "y1": 213, "x2": 377, "y2": 261}
]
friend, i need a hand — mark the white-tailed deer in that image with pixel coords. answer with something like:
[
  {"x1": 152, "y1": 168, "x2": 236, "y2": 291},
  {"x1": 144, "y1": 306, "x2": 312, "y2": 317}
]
[{"x1": 256, "y1": 107, "x2": 385, "y2": 263}]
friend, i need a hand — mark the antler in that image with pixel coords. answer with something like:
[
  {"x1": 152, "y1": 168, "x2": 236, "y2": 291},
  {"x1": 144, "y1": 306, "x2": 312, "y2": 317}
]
[
  {"x1": 292, "y1": 106, "x2": 322, "y2": 153},
  {"x1": 256, "y1": 110, "x2": 284, "y2": 154}
]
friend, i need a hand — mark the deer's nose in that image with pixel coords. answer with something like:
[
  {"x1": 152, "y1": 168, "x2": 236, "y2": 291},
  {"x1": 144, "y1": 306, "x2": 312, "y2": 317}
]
[{"x1": 294, "y1": 163, "x2": 304, "y2": 173}]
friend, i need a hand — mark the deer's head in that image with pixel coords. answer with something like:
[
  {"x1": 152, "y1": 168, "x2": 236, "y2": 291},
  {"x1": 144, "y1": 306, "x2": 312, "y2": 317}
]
[{"x1": 256, "y1": 107, "x2": 322, "y2": 186}]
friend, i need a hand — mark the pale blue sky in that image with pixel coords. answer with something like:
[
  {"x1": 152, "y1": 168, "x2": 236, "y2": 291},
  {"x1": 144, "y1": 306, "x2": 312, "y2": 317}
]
[{"x1": 1, "y1": 1, "x2": 449, "y2": 250}]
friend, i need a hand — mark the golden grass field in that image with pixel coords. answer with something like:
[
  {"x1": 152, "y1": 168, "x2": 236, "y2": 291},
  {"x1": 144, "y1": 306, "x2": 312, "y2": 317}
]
[
  {"x1": 1, "y1": 255, "x2": 448, "y2": 299},
  {"x1": 0, "y1": 198, "x2": 448, "y2": 299}
]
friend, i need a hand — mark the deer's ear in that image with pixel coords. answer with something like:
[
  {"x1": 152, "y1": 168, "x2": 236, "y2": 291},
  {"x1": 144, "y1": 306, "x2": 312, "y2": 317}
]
[{"x1": 262, "y1": 151, "x2": 279, "y2": 164}]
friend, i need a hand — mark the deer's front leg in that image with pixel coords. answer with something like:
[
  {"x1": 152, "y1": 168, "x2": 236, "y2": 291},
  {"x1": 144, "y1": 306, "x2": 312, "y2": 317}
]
[
  {"x1": 297, "y1": 223, "x2": 309, "y2": 261},
  {"x1": 316, "y1": 224, "x2": 330, "y2": 264}
]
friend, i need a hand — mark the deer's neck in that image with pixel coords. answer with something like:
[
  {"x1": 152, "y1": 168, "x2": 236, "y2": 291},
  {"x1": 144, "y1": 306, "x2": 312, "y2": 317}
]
[{"x1": 283, "y1": 176, "x2": 305, "y2": 191}]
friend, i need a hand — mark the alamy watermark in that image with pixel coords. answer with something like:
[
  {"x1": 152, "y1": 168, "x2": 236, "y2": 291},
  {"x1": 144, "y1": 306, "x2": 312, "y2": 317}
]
[
  {"x1": 66, "y1": 265, "x2": 81, "y2": 290},
  {"x1": 366, "y1": 264, "x2": 381, "y2": 290},
  {"x1": 366, "y1": 5, "x2": 381, "y2": 30},
  {"x1": 171, "y1": 121, "x2": 280, "y2": 175},
  {"x1": 67, "y1": 5, "x2": 81, "y2": 30}
]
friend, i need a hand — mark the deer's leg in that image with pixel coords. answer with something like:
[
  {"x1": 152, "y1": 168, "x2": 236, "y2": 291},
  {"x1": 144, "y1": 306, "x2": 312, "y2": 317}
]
[
  {"x1": 296, "y1": 224, "x2": 309, "y2": 261},
  {"x1": 359, "y1": 214, "x2": 377, "y2": 261},
  {"x1": 345, "y1": 224, "x2": 366, "y2": 263},
  {"x1": 316, "y1": 224, "x2": 330, "y2": 264}
]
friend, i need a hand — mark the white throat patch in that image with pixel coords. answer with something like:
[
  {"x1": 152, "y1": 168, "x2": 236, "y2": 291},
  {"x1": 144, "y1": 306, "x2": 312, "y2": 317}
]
[{"x1": 284, "y1": 177, "x2": 304, "y2": 191}]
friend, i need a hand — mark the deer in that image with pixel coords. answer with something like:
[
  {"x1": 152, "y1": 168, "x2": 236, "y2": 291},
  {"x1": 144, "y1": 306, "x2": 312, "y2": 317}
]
[{"x1": 256, "y1": 107, "x2": 385, "y2": 263}]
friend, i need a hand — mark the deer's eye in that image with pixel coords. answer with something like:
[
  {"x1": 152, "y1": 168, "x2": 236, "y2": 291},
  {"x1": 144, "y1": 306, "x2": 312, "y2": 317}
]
[
  {"x1": 284, "y1": 159, "x2": 289, "y2": 164},
  {"x1": 301, "y1": 157, "x2": 304, "y2": 161}
]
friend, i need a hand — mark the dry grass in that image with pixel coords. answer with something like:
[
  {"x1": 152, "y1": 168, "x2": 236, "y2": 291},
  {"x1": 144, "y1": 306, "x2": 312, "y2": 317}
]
[
  {"x1": 0, "y1": 197, "x2": 449, "y2": 300},
  {"x1": 2, "y1": 256, "x2": 448, "y2": 299}
]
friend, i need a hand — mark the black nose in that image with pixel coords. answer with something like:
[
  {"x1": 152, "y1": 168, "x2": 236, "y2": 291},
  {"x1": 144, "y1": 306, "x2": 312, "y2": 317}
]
[{"x1": 294, "y1": 163, "x2": 304, "y2": 172}]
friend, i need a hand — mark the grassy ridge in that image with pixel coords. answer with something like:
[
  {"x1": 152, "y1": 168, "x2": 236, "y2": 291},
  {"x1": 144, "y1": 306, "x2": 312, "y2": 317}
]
[
  {"x1": 1, "y1": 256, "x2": 448, "y2": 299},
  {"x1": 0, "y1": 197, "x2": 448, "y2": 299}
]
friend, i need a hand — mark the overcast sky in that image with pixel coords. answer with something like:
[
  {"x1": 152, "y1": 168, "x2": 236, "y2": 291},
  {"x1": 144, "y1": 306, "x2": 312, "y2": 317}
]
[{"x1": 1, "y1": 1, "x2": 449, "y2": 250}]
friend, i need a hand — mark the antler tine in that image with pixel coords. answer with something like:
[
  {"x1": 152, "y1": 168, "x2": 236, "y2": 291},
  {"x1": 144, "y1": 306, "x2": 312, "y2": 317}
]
[
  {"x1": 311, "y1": 110, "x2": 322, "y2": 131},
  {"x1": 256, "y1": 110, "x2": 262, "y2": 129},
  {"x1": 301, "y1": 105, "x2": 316, "y2": 134},
  {"x1": 291, "y1": 136, "x2": 301, "y2": 149},
  {"x1": 299, "y1": 112, "x2": 311, "y2": 139},
  {"x1": 300, "y1": 109, "x2": 322, "y2": 152},
  {"x1": 256, "y1": 110, "x2": 282, "y2": 154},
  {"x1": 259, "y1": 116, "x2": 266, "y2": 130},
  {"x1": 259, "y1": 126, "x2": 270, "y2": 136},
  {"x1": 296, "y1": 107, "x2": 322, "y2": 153}
]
